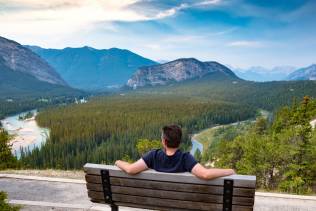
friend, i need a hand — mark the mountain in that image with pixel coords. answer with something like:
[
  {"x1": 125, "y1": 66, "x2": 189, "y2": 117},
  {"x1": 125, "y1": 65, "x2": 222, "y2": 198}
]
[
  {"x1": 0, "y1": 36, "x2": 66, "y2": 85},
  {"x1": 127, "y1": 58, "x2": 238, "y2": 88},
  {"x1": 0, "y1": 56, "x2": 83, "y2": 99},
  {"x1": 26, "y1": 45, "x2": 157, "y2": 90},
  {"x1": 286, "y1": 64, "x2": 316, "y2": 80},
  {"x1": 232, "y1": 66, "x2": 296, "y2": 82}
]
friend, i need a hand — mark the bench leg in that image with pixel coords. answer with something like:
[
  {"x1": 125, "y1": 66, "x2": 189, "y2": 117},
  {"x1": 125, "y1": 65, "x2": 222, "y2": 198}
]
[{"x1": 111, "y1": 204, "x2": 118, "y2": 211}]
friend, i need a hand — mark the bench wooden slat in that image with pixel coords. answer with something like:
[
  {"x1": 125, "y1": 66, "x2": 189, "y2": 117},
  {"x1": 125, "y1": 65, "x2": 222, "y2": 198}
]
[
  {"x1": 99, "y1": 201, "x2": 200, "y2": 211},
  {"x1": 86, "y1": 176, "x2": 255, "y2": 197},
  {"x1": 85, "y1": 174, "x2": 102, "y2": 184},
  {"x1": 112, "y1": 186, "x2": 224, "y2": 203},
  {"x1": 112, "y1": 193, "x2": 223, "y2": 211},
  {"x1": 116, "y1": 202, "x2": 210, "y2": 211},
  {"x1": 111, "y1": 177, "x2": 223, "y2": 195},
  {"x1": 86, "y1": 183, "x2": 103, "y2": 191},
  {"x1": 90, "y1": 200, "x2": 253, "y2": 211},
  {"x1": 84, "y1": 163, "x2": 256, "y2": 188}
]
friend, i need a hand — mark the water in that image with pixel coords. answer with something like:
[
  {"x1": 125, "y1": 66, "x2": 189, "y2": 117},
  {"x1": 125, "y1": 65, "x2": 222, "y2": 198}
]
[
  {"x1": 0, "y1": 109, "x2": 49, "y2": 158},
  {"x1": 190, "y1": 139, "x2": 203, "y2": 155}
]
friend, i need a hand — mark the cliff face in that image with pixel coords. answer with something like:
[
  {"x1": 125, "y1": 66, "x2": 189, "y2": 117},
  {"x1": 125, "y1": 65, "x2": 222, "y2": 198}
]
[
  {"x1": 0, "y1": 36, "x2": 66, "y2": 85},
  {"x1": 127, "y1": 58, "x2": 238, "y2": 88}
]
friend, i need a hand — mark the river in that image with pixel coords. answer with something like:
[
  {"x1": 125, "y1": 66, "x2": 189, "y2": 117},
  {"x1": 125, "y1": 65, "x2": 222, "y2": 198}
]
[
  {"x1": 190, "y1": 110, "x2": 272, "y2": 156},
  {"x1": 190, "y1": 139, "x2": 203, "y2": 155},
  {"x1": 0, "y1": 110, "x2": 49, "y2": 158}
]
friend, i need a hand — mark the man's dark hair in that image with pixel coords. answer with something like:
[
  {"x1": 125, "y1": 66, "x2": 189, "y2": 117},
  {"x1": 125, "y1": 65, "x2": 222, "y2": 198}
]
[{"x1": 162, "y1": 125, "x2": 182, "y2": 148}]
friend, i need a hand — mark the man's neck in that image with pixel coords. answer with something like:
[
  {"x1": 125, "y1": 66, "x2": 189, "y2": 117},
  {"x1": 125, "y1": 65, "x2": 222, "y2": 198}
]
[{"x1": 165, "y1": 147, "x2": 178, "y2": 156}]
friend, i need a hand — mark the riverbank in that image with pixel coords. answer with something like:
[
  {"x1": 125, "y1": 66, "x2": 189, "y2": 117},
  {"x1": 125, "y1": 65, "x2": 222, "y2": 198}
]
[
  {"x1": 0, "y1": 110, "x2": 49, "y2": 158},
  {"x1": 191, "y1": 110, "x2": 271, "y2": 155}
]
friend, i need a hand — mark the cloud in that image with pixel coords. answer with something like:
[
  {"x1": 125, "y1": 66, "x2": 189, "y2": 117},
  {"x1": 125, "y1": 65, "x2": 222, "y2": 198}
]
[
  {"x1": 154, "y1": 3, "x2": 189, "y2": 19},
  {"x1": 227, "y1": 40, "x2": 265, "y2": 48},
  {"x1": 0, "y1": 0, "x2": 148, "y2": 22},
  {"x1": 195, "y1": 0, "x2": 222, "y2": 6}
]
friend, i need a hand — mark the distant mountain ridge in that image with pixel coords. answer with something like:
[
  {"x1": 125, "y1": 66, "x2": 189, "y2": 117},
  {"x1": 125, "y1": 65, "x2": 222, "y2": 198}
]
[
  {"x1": 232, "y1": 66, "x2": 296, "y2": 81},
  {"x1": 286, "y1": 64, "x2": 316, "y2": 81},
  {"x1": 127, "y1": 58, "x2": 238, "y2": 88},
  {"x1": 0, "y1": 36, "x2": 66, "y2": 85},
  {"x1": 26, "y1": 45, "x2": 157, "y2": 90}
]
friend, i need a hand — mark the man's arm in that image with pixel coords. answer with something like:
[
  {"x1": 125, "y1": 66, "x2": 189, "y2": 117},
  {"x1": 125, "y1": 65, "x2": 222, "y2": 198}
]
[
  {"x1": 191, "y1": 163, "x2": 235, "y2": 180},
  {"x1": 115, "y1": 158, "x2": 148, "y2": 175}
]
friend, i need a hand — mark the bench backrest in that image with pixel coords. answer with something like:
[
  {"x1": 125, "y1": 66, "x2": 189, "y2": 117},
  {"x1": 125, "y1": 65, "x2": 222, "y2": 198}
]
[{"x1": 84, "y1": 163, "x2": 256, "y2": 211}]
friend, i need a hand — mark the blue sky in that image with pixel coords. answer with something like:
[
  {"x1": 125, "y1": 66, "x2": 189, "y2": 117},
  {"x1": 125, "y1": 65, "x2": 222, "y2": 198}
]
[{"x1": 0, "y1": 0, "x2": 315, "y2": 68}]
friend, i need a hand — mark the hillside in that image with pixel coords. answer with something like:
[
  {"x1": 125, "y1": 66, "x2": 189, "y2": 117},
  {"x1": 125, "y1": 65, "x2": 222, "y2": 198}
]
[
  {"x1": 127, "y1": 58, "x2": 238, "y2": 88},
  {"x1": 0, "y1": 57, "x2": 83, "y2": 99},
  {"x1": 287, "y1": 64, "x2": 316, "y2": 80},
  {"x1": 0, "y1": 36, "x2": 66, "y2": 85},
  {"x1": 26, "y1": 45, "x2": 157, "y2": 90}
]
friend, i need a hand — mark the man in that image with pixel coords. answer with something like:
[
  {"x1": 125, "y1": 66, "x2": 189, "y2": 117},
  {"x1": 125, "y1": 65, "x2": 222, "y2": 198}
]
[{"x1": 115, "y1": 125, "x2": 235, "y2": 180}]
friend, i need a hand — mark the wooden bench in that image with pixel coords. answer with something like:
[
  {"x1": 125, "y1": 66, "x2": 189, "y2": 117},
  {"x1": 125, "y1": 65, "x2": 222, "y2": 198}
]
[{"x1": 84, "y1": 163, "x2": 256, "y2": 211}]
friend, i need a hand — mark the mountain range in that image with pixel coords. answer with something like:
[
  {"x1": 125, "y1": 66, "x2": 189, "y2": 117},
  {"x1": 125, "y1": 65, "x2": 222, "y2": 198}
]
[
  {"x1": 127, "y1": 58, "x2": 238, "y2": 88},
  {"x1": 1, "y1": 35, "x2": 316, "y2": 98},
  {"x1": 26, "y1": 45, "x2": 157, "y2": 90},
  {"x1": 286, "y1": 64, "x2": 316, "y2": 81},
  {"x1": 232, "y1": 66, "x2": 296, "y2": 82}
]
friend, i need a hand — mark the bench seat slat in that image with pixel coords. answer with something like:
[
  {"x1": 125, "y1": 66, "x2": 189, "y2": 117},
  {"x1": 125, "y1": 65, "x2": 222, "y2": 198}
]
[
  {"x1": 96, "y1": 201, "x2": 200, "y2": 211},
  {"x1": 113, "y1": 193, "x2": 223, "y2": 211},
  {"x1": 90, "y1": 200, "x2": 253, "y2": 211},
  {"x1": 84, "y1": 163, "x2": 256, "y2": 188}
]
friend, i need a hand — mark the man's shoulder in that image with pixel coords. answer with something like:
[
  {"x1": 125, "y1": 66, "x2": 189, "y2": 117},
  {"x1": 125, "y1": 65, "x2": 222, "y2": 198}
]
[{"x1": 143, "y1": 148, "x2": 161, "y2": 157}]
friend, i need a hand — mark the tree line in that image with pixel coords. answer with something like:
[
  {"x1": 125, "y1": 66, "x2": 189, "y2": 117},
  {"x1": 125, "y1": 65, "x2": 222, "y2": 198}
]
[{"x1": 206, "y1": 96, "x2": 316, "y2": 194}]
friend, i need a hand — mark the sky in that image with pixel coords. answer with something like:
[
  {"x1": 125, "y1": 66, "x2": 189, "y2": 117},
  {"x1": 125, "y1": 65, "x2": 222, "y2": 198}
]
[{"x1": 0, "y1": 0, "x2": 315, "y2": 68}]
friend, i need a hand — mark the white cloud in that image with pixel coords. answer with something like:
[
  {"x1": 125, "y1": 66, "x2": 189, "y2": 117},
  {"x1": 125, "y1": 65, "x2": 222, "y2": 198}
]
[
  {"x1": 0, "y1": 0, "x2": 149, "y2": 45},
  {"x1": 195, "y1": 0, "x2": 222, "y2": 6},
  {"x1": 153, "y1": 0, "x2": 222, "y2": 19},
  {"x1": 155, "y1": 3, "x2": 189, "y2": 19},
  {"x1": 227, "y1": 40, "x2": 264, "y2": 48}
]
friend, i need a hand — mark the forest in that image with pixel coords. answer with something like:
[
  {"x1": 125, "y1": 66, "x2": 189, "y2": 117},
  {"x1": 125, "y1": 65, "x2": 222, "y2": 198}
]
[
  {"x1": 20, "y1": 95, "x2": 255, "y2": 169},
  {"x1": 204, "y1": 96, "x2": 316, "y2": 194}
]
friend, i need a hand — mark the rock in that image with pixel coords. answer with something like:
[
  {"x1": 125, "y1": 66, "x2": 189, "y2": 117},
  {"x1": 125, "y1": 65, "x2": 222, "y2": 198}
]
[{"x1": 127, "y1": 58, "x2": 238, "y2": 88}]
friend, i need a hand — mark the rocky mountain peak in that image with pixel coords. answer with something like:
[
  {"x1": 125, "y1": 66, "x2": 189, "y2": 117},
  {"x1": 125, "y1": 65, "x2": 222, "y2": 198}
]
[
  {"x1": 287, "y1": 64, "x2": 316, "y2": 81},
  {"x1": 127, "y1": 58, "x2": 238, "y2": 88},
  {"x1": 0, "y1": 36, "x2": 66, "y2": 85}
]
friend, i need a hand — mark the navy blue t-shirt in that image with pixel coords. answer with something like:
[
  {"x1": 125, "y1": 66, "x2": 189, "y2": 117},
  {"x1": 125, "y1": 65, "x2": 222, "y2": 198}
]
[{"x1": 142, "y1": 149, "x2": 198, "y2": 173}]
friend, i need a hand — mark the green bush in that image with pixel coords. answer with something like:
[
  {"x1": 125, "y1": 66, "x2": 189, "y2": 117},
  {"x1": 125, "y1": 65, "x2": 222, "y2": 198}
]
[
  {"x1": 0, "y1": 129, "x2": 18, "y2": 170},
  {"x1": 0, "y1": 191, "x2": 20, "y2": 211}
]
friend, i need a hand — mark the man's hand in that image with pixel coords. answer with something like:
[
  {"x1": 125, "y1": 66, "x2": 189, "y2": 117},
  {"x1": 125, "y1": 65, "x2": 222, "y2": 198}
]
[
  {"x1": 115, "y1": 159, "x2": 148, "y2": 175},
  {"x1": 191, "y1": 163, "x2": 235, "y2": 180}
]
